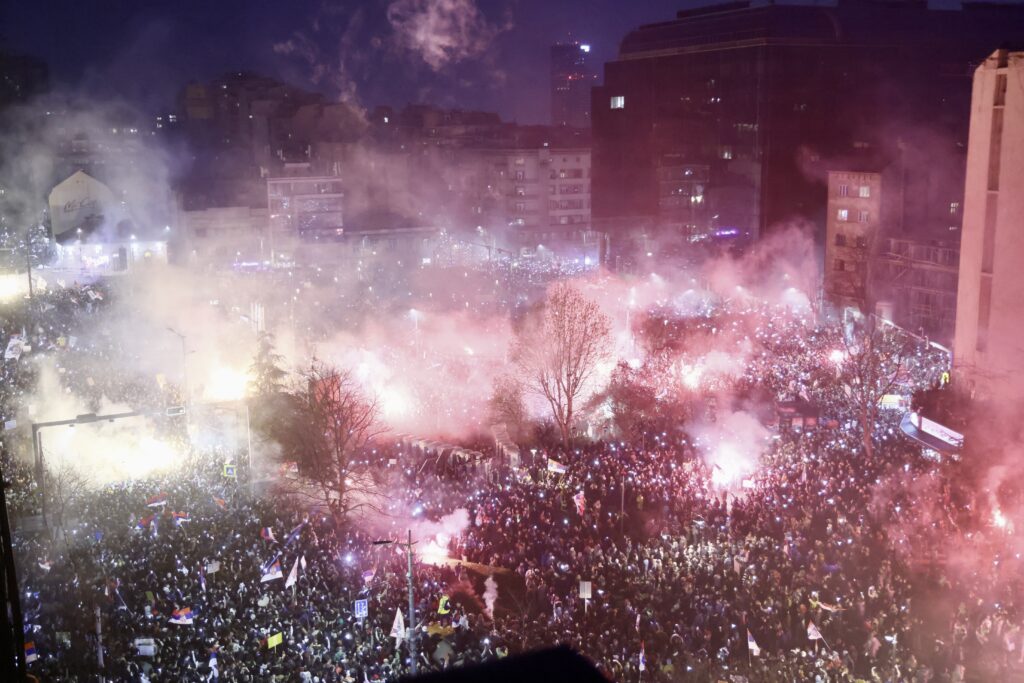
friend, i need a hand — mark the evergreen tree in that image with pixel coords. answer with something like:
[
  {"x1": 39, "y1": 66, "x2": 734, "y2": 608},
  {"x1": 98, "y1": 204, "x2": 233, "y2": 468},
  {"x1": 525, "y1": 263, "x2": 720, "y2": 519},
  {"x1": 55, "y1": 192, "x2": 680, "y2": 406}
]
[{"x1": 249, "y1": 332, "x2": 287, "y2": 397}]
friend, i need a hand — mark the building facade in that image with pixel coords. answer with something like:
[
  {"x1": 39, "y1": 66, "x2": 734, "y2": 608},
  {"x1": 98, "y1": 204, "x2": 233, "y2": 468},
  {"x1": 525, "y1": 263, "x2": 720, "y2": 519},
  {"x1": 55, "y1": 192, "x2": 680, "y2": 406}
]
[
  {"x1": 180, "y1": 206, "x2": 269, "y2": 266},
  {"x1": 824, "y1": 171, "x2": 882, "y2": 314},
  {"x1": 876, "y1": 237, "x2": 959, "y2": 344},
  {"x1": 47, "y1": 171, "x2": 167, "y2": 272},
  {"x1": 954, "y1": 49, "x2": 1024, "y2": 401},
  {"x1": 267, "y1": 164, "x2": 345, "y2": 263},
  {"x1": 591, "y1": 0, "x2": 1024, "y2": 245},
  {"x1": 824, "y1": 169, "x2": 959, "y2": 344},
  {"x1": 462, "y1": 147, "x2": 593, "y2": 250},
  {"x1": 0, "y1": 51, "x2": 48, "y2": 108},
  {"x1": 551, "y1": 42, "x2": 596, "y2": 129}
]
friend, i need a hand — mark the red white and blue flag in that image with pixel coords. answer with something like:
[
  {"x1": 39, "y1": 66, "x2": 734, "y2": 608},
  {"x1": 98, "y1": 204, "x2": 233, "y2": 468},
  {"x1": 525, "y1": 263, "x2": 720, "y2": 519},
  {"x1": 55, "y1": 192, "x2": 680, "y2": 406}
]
[
  {"x1": 260, "y1": 527, "x2": 276, "y2": 543},
  {"x1": 146, "y1": 493, "x2": 168, "y2": 508},
  {"x1": 573, "y1": 491, "x2": 586, "y2": 516},
  {"x1": 747, "y1": 629, "x2": 761, "y2": 657},
  {"x1": 172, "y1": 511, "x2": 191, "y2": 526},
  {"x1": 169, "y1": 607, "x2": 195, "y2": 625},
  {"x1": 24, "y1": 641, "x2": 38, "y2": 663},
  {"x1": 283, "y1": 521, "x2": 306, "y2": 548},
  {"x1": 639, "y1": 641, "x2": 646, "y2": 672},
  {"x1": 261, "y1": 559, "x2": 283, "y2": 583},
  {"x1": 137, "y1": 514, "x2": 155, "y2": 530}
]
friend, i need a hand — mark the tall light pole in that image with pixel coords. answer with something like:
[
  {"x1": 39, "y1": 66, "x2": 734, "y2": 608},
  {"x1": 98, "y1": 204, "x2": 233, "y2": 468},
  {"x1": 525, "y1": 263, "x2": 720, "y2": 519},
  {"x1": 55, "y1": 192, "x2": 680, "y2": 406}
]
[
  {"x1": 0, "y1": 447, "x2": 26, "y2": 680},
  {"x1": 373, "y1": 531, "x2": 418, "y2": 675}
]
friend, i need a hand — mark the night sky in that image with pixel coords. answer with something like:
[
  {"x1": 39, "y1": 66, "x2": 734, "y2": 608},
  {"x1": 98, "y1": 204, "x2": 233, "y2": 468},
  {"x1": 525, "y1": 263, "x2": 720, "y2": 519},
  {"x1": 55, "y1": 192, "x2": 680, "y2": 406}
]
[{"x1": 1, "y1": 0, "x2": 713, "y2": 123}]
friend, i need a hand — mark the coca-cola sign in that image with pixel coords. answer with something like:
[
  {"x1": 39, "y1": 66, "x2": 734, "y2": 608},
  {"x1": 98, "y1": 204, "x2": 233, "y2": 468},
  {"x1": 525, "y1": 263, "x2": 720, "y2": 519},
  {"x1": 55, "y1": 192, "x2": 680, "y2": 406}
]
[{"x1": 63, "y1": 197, "x2": 99, "y2": 214}]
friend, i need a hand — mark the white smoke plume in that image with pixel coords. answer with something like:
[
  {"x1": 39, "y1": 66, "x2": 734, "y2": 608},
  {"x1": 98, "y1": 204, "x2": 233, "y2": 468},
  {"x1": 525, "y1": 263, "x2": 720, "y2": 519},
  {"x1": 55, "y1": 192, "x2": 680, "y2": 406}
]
[
  {"x1": 690, "y1": 410, "x2": 771, "y2": 487},
  {"x1": 30, "y1": 362, "x2": 184, "y2": 485},
  {"x1": 410, "y1": 508, "x2": 469, "y2": 564},
  {"x1": 387, "y1": 0, "x2": 511, "y2": 71},
  {"x1": 273, "y1": 5, "x2": 372, "y2": 106},
  {"x1": 483, "y1": 574, "x2": 498, "y2": 618}
]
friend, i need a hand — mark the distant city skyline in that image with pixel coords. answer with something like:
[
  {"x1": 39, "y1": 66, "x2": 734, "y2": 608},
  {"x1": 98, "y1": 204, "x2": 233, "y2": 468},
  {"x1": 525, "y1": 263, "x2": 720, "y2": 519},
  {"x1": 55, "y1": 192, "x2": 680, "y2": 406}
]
[{"x1": 1, "y1": 0, "x2": 699, "y2": 122}]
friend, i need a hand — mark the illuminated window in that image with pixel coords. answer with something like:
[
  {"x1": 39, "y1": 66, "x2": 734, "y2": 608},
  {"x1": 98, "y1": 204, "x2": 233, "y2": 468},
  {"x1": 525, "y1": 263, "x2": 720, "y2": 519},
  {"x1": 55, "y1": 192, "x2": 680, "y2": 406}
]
[
  {"x1": 837, "y1": 209, "x2": 849, "y2": 222},
  {"x1": 949, "y1": 201, "x2": 960, "y2": 215},
  {"x1": 858, "y1": 186, "x2": 871, "y2": 198},
  {"x1": 610, "y1": 96, "x2": 625, "y2": 109}
]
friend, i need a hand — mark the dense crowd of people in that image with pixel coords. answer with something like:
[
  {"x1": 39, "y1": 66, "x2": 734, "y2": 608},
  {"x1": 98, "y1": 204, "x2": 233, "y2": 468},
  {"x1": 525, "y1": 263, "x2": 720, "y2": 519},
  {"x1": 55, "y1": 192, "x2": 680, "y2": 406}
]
[{"x1": 2, "y1": 276, "x2": 1022, "y2": 683}]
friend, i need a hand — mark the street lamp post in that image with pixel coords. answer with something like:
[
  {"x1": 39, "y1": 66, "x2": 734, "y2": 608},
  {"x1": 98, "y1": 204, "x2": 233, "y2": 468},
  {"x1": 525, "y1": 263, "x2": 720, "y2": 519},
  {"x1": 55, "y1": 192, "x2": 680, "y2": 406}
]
[
  {"x1": 373, "y1": 531, "x2": 418, "y2": 675},
  {"x1": 30, "y1": 409, "x2": 158, "y2": 528},
  {"x1": 406, "y1": 529, "x2": 416, "y2": 675}
]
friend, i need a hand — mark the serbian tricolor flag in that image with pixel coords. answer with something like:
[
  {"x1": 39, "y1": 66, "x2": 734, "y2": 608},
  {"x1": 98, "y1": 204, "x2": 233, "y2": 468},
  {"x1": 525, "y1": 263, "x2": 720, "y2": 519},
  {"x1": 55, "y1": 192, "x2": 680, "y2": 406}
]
[
  {"x1": 146, "y1": 493, "x2": 168, "y2": 508},
  {"x1": 261, "y1": 559, "x2": 283, "y2": 583},
  {"x1": 24, "y1": 641, "x2": 38, "y2": 663},
  {"x1": 361, "y1": 569, "x2": 376, "y2": 584},
  {"x1": 169, "y1": 607, "x2": 195, "y2": 625},
  {"x1": 638, "y1": 641, "x2": 646, "y2": 672},
  {"x1": 212, "y1": 496, "x2": 227, "y2": 510},
  {"x1": 547, "y1": 458, "x2": 567, "y2": 474},
  {"x1": 137, "y1": 514, "x2": 155, "y2": 530},
  {"x1": 172, "y1": 511, "x2": 191, "y2": 526},
  {"x1": 260, "y1": 527, "x2": 276, "y2": 543}
]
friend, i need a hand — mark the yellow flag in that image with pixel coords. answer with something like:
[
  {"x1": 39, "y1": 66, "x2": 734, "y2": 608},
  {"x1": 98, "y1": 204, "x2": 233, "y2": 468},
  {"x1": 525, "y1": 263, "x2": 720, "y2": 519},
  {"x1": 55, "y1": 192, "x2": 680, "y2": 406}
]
[
  {"x1": 267, "y1": 632, "x2": 283, "y2": 649},
  {"x1": 438, "y1": 595, "x2": 451, "y2": 615}
]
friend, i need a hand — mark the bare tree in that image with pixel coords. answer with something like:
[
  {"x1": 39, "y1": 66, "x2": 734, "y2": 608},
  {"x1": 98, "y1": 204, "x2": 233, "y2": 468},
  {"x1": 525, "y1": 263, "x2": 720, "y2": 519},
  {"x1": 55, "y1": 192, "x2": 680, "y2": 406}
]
[
  {"x1": 488, "y1": 374, "x2": 529, "y2": 441},
  {"x1": 274, "y1": 361, "x2": 386, "y2": 525},
  {"x1": 837, "y1": 317, "x2": 911, "y2": 459},
  {"x1": 512, "y1": 282, "x2": 612, "y2": 449},
  {"x1": 46, "y1": 460, "x2": 90, "y2": 547}
]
